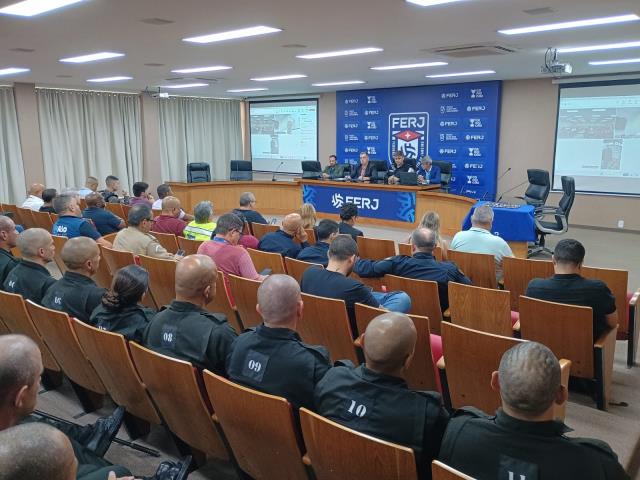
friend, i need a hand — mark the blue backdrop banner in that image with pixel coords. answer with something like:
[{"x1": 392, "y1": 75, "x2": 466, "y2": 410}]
[
  {"x1": 302, "y1": 184, "x2": 416, "y2": 223},
  {"x1": 336, "y1": 81, "x2": 502, "y2": 199}
]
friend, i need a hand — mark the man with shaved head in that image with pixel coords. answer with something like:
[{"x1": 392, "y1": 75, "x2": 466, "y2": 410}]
[
  {"x1": 42, "y1": 237, "x2": 106, "y2": 321},
  {"x1": 143, "y1": 254, "x2": 237, "y2": 373},
  {"x1": 82, "y1": 193, "x2": 125, "y2": 236},
  {"x1": 52, "y1": 194, "x2": 112, "y2": 248},
  {"x1": 21, "y1": 183, "x2": 45, "y2": 211},
  {"x1": 314, "y1": 313, "x2": 449, "y2": 476},
  {"x1": 439, "y1": 342, "x2": 628, "y2": 479},
  {"x1": 258, "y1": 212, "x2": 310, "y2": 258},
  {"x1": 152, "y1": 196, "x2": 188, "y2": 237},
  {"x1": 0, "y1": 216, "x2": 19, "y2": 286},
  {"x1": 226, "y1": 275, "x2": 330, "y2": 409},
  {"x1": 3, "y1": 228, "x2": 56, "y2": 304}
]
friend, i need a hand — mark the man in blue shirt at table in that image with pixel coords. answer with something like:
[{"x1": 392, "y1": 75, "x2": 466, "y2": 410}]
[
  {"x1": 259, "y1": 213, "x2": 310, "y2": 259},
  {"x1": 82, "y1": 192, "x2": 125, "y2": 236},
  {"x1": 297, "y1": 219, "x2": 339, "y2": 267},
  {"x1": 52, "y1": 194, "x2": 112, "y2": 248},
  {"x1": 417, "y1": 155, "x2": 441, "y2": 185}
]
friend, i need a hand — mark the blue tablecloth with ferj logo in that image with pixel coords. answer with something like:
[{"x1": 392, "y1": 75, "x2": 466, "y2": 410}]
[
  {"x1": 462, "y1": 201, "x2": 536, "y2": 242},
  {"x1": 302, "y1": 184, "x2": 416, "y2": 223}
]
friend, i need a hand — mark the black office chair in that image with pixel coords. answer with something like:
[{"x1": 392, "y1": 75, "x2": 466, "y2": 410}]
[
  {"x1": 517, "y1": 169, "x2": 550, "y2": 209},
  {"x1": 301, "y1": 161, "x2": 322, "y2": 179},
  {"x1": 230, "y1": 160, "x2": 253, "y2": 181},
  {"x1": 370, "y1": 160, "x2": 388, "y2": 184},
  {"x1": 529, "y1": 176, "x2": 575, "y2": 257},
  {"x1": 431, "y1": 160, "x2": 452, "y2": 192},
  {"x1": 187, "y1": 163, "x2": 211, "y2": 183}
]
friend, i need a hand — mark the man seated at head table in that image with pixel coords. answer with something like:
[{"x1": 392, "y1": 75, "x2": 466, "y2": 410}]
[
  {"x1": 296, "y1": 219, "x2": 340, "y2": 267},
  {"x1": 322, "y1": 154, "x2": 343, "y2": 179},
  {"x1": 152, "y1": 183, "x2": 194, "y2": 222},
  {"x1": 438, "y1": 342, "x2": 629, "y2": 479},
  {"x1": 314, "y1": 312, "x2": 449, "y2": 479},
  {"x1": 0, "y1": 216, "x2": 19, "y2": 287},
  {"x1": 113, "y1": 204, "x2": 180, "y2": 260},
  {"x1": 82, "y1": 192, "x2": 125, "y2": 236},
  {"x1": 258, "y1": 213, "x2": 310, "y2": 259},
  {"x1": 417, "y1": 155, "x2": 441, "y2": 185},
  {"x1": 152, "y1": 196, "x2": 188, "y2": 237},
  {"x1": 52, "y1": 194, "x2": 112, "y2": 248},
  {"x1": 386, "y1": 150, "x2": 416, "y2": 185},
  {"x1": 350, "y1": 151, "x2": 378, "y2": 183}
]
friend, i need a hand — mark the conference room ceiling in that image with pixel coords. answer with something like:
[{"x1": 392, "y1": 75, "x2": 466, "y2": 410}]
[{"x1": 1, "y1": 0, "x2": 639, "y2": 98}]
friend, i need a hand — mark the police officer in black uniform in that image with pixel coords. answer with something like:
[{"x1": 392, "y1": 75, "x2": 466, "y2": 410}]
[
  {"x1": 0, "y1": 216, "x2": 19, "y2": 287},
  {"x1": 314, "y1": 312, "x2": 449, "y2": 478},
  {"x1": 143, "y1": 255, "x2": 237, "y2": 374},
  {"x1": 42, "y1": 237, "x2": 105, "y2": 322},
  {"x1": 354, "y1": 227, "x2": 471, "y2": 311},
  {"x1": 3, "y1": 228, "x2": 56, "y2": 304},
  {"x1": 227, "y1": 274, "x2": 331, "y2": 409},
  {"x1": 386, "y1": 150, "x2": 415, "y2": 184},
  {"x1": 439, "y1": 342, "x2": 629, "y2": 480}
]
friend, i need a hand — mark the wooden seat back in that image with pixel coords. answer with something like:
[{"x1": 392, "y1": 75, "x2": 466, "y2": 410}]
[
  {"x1": 17, "y1": 207, "x2": 36, "y2": 229},
  {"x1": 304, "y1": 228, "x2": 316, "y2": 245},
  {"x1": 383, "y1": 275, "x2": 443, "y2": 335},
  {"x1": 1, "y1": 203, "x2": 22, "y2": 225},
  {"x1": 78, "y1": 198, "x2": 87, "y2": 211},
  {"x1": 398, "y1": 243, "x2": 443, "y2": 261},
  {"x1": 448, "y1": 282, "x2": 513, "y2": 336},
  {"x1": 582, "y1": 266, "x2": 629, "y2": 334},
  {"x1": 105, "y1": 203, "x2": 126, "y2": 222},
  {"x1": 227, "y1": 274, "x2": 262, "y2": 329},
  {"x1": 354, "y1": 303, "x2": 436, "y2": 391},
  {"x1": 92, "y1": 253, "x2": 113, "y2": 289},
  {"x1": 137, "y1": 255, "x2": 176, "y2": 309},
  {"x1": 50, "y1": 213, "x2": 59, "y2": 223},
  {"x1": 247, "y1": 248, "x2": 286, "y2": 274},
  {"x1": 299, "y1": 293, "x2": 359, "y2": 364},
  {"x1": 300, "y1": 408, "x2": 418, "y2": 480},
  {"x1": 0, "y1": 291, "x2": 60, "y2": 372},
  {"x1": 25, "y1": 301, "x2": 106, "y2": 395},
  {"x1": 32, "y1": 210, "x2": 53, "y2": 230},
  {"x1": 177, "y1": 236, "x2": 203, "y2": 256},
  {"x1": 432, "y1": 461, "x2": 475, "y2": 480},
  {"x1": 285, "y1": 257, "x2": 323, "y2": 284},
  {"x1": 101, "y1": 245, "x2": 137, "y2": 274},
  {"x1": 251, "y1": 223, "x2": 279, "y2": 240},
  {"x1": 128, "y1": 342, "x2": 229, "y2": 460},
  {"x1": 101, "y1": 232, "x2": 118, "y2": 244},
  {"x1": 447, "y1": 250, "x2": 497, "y2": 289},
  {"x1": 72, "y1": 320, "x2": 161, "y2": 424},
  {"x1": 356, "y1": 236, "x2": 396, "y2": 260},
  {"x1": 502, "y1": 257, "x2": 554, "y2": 311},
  {"x1": 203, "y1": 372, "x2": 307, "y2": 480},
  {"x1": 51, "y1": 235, "x2": 68, "y2": 274},
  {"x1": 207, "y1": 273, "x2": 243, "y2": 334},
  {"x1": 152, "y1": 231, "x2": 179, "y2": 253}
]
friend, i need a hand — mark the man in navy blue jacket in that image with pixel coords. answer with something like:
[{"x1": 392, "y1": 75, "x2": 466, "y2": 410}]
[{"x1": 258, "y1": 213, "x2": 309, "y2": 259}]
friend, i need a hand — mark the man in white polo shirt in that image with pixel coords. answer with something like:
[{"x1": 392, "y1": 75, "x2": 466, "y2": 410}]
[{"x1": 450, "y1": 204, "x2": 513, "y2": 281}]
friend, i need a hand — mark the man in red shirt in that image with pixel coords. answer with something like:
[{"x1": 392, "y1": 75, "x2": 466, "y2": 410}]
[{"x1": 152, "y1": 196, "x2": 187, "y2": 237}]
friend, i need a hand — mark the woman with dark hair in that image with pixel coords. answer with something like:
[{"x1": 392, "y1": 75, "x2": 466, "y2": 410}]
[{"x1": 89, "y1": 264, "x2": 155, "y2": 342}]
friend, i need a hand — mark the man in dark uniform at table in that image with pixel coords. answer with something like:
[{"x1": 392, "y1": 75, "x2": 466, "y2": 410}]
[
  {"x1": 296, "y1": 219, "x2": 339, "y2": 267},
  {"x1": 350, "y1": 152, "x2": 378, "y2": 183},
  {"x1": 386, "y1": 150, "x2": 416, "y2": 184},
  {"x1": 314, "y1": 312, "x2": 449, "y2": 478},
  {"x1": 438, "y1": 342, "x2": 629, "y2": 479},
  {"x1": 0, "y1": 216, "x2": 19, "y2": 287},
  {"x1": 143, "y1": 254, "x2": 237, "y2": 374},
  {"x1": 226, "y1": 275, "x2": 331, "y2": 409}
]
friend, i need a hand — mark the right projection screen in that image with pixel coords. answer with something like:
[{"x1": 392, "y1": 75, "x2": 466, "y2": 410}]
[{"x1": 554, "y1": 81, "x2": 640, "y2": 196}]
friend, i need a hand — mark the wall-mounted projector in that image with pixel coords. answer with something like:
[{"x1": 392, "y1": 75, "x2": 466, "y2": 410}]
[{"x1": 541, "y1": 48, "x2": 573, "y2": 76}]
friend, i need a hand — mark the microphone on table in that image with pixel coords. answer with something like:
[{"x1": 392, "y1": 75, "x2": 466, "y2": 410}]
[
  {"x1": 496, "y1": 167, "x2": 512, "y2": 182},
  {"x1": 496, "y1": 180, "x2": 528, "y2": 203},
  {"x1": 272, "y1": 161, "x2": 284, "y2": 182}
]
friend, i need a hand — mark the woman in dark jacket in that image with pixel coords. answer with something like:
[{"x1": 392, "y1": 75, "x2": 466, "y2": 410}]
[{"x1": 89, "y1": 264, "x2": 155, "y2": 342}]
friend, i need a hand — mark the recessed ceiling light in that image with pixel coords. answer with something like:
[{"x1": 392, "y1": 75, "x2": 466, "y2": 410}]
[
  {"x1": 250, "y1": 74, "x2": 307, "y2": 81},
  {"x1": 183, "y1": 25, "x2": 281, "y2": 44},
  {"x1": 87, "y1": 76, "x2": 132, "y2": 83},
  {"x1": 406, "y1": 0, "x2": 464, "y2": 6},
  {"x1": 162, "y1": 83, "x2": 209, "y2": 89},
  {"x1": 0, "y1": 67, "x2": 30, "y2": 76},
  {"x1": 297, "y1": 47, "x2": 383, "y2": 59},
  {"x1": 0, "y1": 0, "x2": 85, "y2": 17},
  {"x1": 426, "y1": 70, "x2": 495, "y2": 78},
  {"x1": 589, "y1": 57, "x2": 640, "y2": 66},
  {"x1": 312, "y1": 80, "x2": 366, "y2": 86},
  {"x1": 558, "y1": 40, "x2": 640, "y2": 54},
  {"x1": 227, "y1": 88, "x2": 269, "y2": 93},
  {"x1": 60, "y1": 52, "x2": 125, "y2": 63},
  {"x1": 371, "y1": 61, "x2": 448, "y2": 70},
  {"x1": 171, "y1": 65, "x2": 232, "y2": 74},
  {"x1": 498, "y1": 14, "x2": 639, "y2": 35}
]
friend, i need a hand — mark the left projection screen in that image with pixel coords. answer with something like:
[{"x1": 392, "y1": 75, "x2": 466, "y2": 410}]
[{"x1": 249, "y1": 99, "x2": 318, "y2": 173}]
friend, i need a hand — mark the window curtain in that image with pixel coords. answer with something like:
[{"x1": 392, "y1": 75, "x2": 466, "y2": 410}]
[
  {"x1": 37, "y1": 88, "x2": 142, "y2": 192},
  {"x1": 159, "y1": 96, "x2": 242, "y2": 182},
  {"x1": 0, "y1": 87, "x2": 26, "y2": 203}
]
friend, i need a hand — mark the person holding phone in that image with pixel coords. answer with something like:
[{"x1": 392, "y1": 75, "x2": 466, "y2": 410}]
[{"x1": 258, "y1": 213, "x2": 310, "y2": 259}]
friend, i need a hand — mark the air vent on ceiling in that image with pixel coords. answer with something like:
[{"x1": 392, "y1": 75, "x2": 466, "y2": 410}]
[
  {"x1": 144, "y1": 62, "x2": 165, "y2": 67},
  {"x1": 426, "y1": 44, "x2": 516, "y2": 58},
  {"x1": 282, "y1": 44, "x2": 307, "y2": 49},
  {"x1": 140, "y1": 17, "x2": 174, "y2": 25},
  {"x1": 10, "y1": 47, "x2": 35, "y2": 53},
  {"x1": 56, "y1": 75, "x2": 72, "y2": 78},
  {"x1": 523, "y1": 7, "x2": 554, "y2": 15}
]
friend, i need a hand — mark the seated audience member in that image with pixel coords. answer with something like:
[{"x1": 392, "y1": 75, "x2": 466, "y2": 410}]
[
  {"x1": 258, "y1": 213, "x2": 310, "y2": 259},
  {"x1": 350, "y1": 152, "x2": 378, "y2": 183},
  {"x1": 129, "y1": 181, "x2": 154, "y2": 207},
  {"x1": 152, "y1": 196, "x2": 188, "y2": 237},
  {"x1": 0, "y1": 216, "x2": 19, "y2": 287},
  {"x1": 114, "y1": 204, "x2": 176, "y2": 260},
  {"x1": 198, "y1": 213, "x2": 265, "y2": 281},
  {"x1": 525, "y1": 239, "x2": 617, "y2": 339},
  {"x1": 41, "y1": 237, "x2": 105, "y2": 322},
  {"x1": 90, "y1": 265, "x2": 155, "y2": 342},
  {"x1": 315, "y1": 313, "x2": 449, "y2": 476},
  {"x1": 52, "y1": 194, "x2": 112, "y2": 248},
  {"x1": 0, "y1": 335, "x2": 188, "y2": 480},
  {"x1": 338, "y1": 202, "x2": 364, "y2": 240},
  {"x1": 438, "y1": 342, "x2": 629, "y2": 479},
  {"x1": 226, "y1": 275, "x2": 330, "y2": 409},
  {"x1": 143, "y1": 255, "x2": 237, "y2": 373},
  {"x1": 355, "y1": 228, "x2": 470, "y2": 311},
  {"x1": 152, "y1": 184, "x2": 194, "y2": 222},
  {"x1": 21, "y1": 183, "x2": 45, "y2": 211},
  {"x1": 450, "y1": 204, "x2": 513, "y2": 281},
  {"x1": 387, "y1": 150, "x2": 415, "y2": 184},
  {"x1": 414, "y1": 211, "x2": 448, "y2": 258},
  {"x1": 232, "y1": 192, "x2": 268, "y2": 225},
  {"x1": 297, "y1": 219, "x2": 339, "y2": 267},
  {"x1": 3, "y1": 228, "x2": 56, "y2": 304},
  {"x1": 183, "y1": 201, "x2": 217, "y2": 241},
  {"x1": 417, "y1": 155, "x2": 441, "y2": 185},
  {"x1": 299, "y1": 203, "x2": 317, "y2": 229},
  {"x1": 301, "y1": 235, "x2": 411, "y2": 327},
  {"x1": 39, "y1": 188, "x2": 58, "y2": 213},
  {"x1": 82, "y1": 192, "x2": 125, "y2": 236},
  {"x1": 100, "y1": 175, "x2": 126, "y2": 204},
  {"x1": 77, "y1": 176, "x2": 99, "y2": 199},
  {"x1": 322, "y1": 154, "x2": 342, "y2": 179}
]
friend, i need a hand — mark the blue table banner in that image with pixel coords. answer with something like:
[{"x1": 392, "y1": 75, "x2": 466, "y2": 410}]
[{"x1": 462, "y1": 201, "x2": 536, "y2": 242}]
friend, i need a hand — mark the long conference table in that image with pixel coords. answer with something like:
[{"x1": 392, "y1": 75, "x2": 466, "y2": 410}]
[{"x1": 168, "y1": 180, "x2": 528, "y2": 258}]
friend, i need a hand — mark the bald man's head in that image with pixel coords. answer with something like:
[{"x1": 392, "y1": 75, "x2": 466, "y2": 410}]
[
  {"x1": 282, "y1": 213, "x2": 303, "y2": 235},
  {"x1": 16, "y1": 228, "x2": 54, "y2": 262},
  {"x1": 61, "y1": 237, "x2": 100, "y2": 273},
  {"x1": 411, "y1": 228, "x2": 436, "y2": 254},
  {"x1": 161, "y1": 196, "x2": 181, "y2": 217},
  {"x1": 362, "y1": 313, "x2": 417, "y2": 375},
  {"x1": 0, "y1": 423, "x2": 77, "y2": 480},
  {"x1": 175, "y1": 254, "x2": 217, "y2": 304},
  {"x1": 0, "y1": 217, "x2": 18, "y2": 249},
  {"x1": 257, "y1": 275, "x2": 302, "y2": 326},
  {"x1": 0, "y1": 335, "x2": 41, "y2": 409},
  {"x1": 27, "y1": 184, "x2": 44, "y2": 197}
]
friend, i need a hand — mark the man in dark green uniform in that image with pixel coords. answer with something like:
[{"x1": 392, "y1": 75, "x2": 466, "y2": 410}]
[
  {"x1": 438, "y1": 342, "x2": 629, "y2": 479},
  {"x1": 42, "y1": 237, "x2": 105, "y2": 322},
  {"x1": 3, "y1": 228, "x2": 56, "y2": 304},
  {"x1": 144, "y1": 254, "x2": 237, "y2": 374},
  {"x1": 322, "y1": 154, "x2": 344, "y2": 179},
  {"x1": 0, "y1": 216, "x2": 19, "y2": 287}
]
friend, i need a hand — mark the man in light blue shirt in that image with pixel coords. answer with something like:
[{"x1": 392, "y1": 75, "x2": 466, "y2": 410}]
[
  {"x1": 77, "y1": 176, "x2": 99, "y2": 198},
  {"x1": 450, "y1": 204, "x2": 513, "y2": 281}
]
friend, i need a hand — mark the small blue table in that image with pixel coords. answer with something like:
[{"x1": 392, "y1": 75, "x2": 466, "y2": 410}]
[{"x1": 462, "y1": 201, "x2": 536, "y2": 242}]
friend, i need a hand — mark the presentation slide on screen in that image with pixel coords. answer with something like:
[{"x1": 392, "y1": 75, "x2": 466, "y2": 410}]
[
  {"x1": 554, "y1": 83, "x2": 640, "y2": 195},
  {"x1": 249, "y1": 100, "x2": 318, "y2": 173}
]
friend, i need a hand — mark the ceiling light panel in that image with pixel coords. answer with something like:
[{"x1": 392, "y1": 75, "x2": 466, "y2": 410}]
[
  {"x1": 227, "y1": 88, "x2": 268, "y2": 93},
  {"x1": 162, "y1": 83, "x2": 209, "y2": 89},
  {"x1": 0, "y1": 67, "x2": 30, "y2": 76},
  {"x1": 60, "y1": 52, "x2": 125, "y2": 63},
  {"x1": 251, "y1": 74, "x2": 307, "y2": 81},
  {"x1": 0, "y1": 0, "x2": 85, "y2": 17},
  {"x1": 312, "y1": 80, "x2": 366, "y2": 86},
  {"x1": 297, "y1": 47, "x2": 382, "y2": 59},
  {"x1": 427, "y1": 70, "x2": 495, "y2": 78},
  {"x1": 589, "y1": 58, "x2": 640, "y2": 66},
  {"x1": 87, "y1": 76, "x2": 132, "y2": 83},
  {"x1": 171, "y1": 66, "x2": 232, "y2": 74},
  {"x1": 498, "y1": 14, "x2": 639, "y2": 35},
  {"x1": 183, "y1": 25, "x2": 281, "y2": 44},
  {"x1": 371, "y1": 61, "x2": 447, "y2": 70},
  {"x1": 406, "y1": 0, "x2": 464, "y2": 6},
  {"x1": 558, "y1": 41, "x2": 640, "y2": 54}
]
